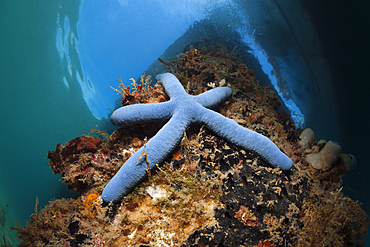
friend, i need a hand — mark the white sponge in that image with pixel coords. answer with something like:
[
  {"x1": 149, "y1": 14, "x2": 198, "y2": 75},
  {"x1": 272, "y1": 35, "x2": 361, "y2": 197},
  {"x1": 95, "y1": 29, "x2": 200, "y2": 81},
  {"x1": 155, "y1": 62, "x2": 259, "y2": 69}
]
[
  {"x1": 339, "y1": 153, "x2": 356, "y2": 173},
  {"x1": 305, "y1": 141, "x2": 341, "y2": 171},
  {"x1": 298, "y1": 128, "x2": 315, "y2": 149}
]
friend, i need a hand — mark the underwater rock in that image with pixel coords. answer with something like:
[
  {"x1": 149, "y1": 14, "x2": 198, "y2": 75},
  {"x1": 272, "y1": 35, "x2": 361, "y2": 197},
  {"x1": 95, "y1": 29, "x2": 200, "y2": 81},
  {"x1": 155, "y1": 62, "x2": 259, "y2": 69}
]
[
  {"x1": 305, "y1": 140, "x2": 341, "y2": 171},
  {"x1": 47, "y1": 136, "x2": 108, "y2": 193},
  {"x1": 182, "y1": 129, "x2": 308, "y2": 246},
  {"x1": 15, "y1": 47, "x2": 369, "y2": 247},
  {"x1": 47, "y1": 135, "x2": 102, "y2": 174}
]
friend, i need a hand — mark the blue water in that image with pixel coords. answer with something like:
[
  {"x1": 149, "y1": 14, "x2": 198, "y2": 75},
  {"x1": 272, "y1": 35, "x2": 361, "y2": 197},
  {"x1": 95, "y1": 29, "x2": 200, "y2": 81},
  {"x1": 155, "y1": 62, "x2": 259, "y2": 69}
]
[
  {"x1": 67, "y1": 0, "x2": 208, "y2": 120},
  {"x1": 0, "y1": 0, "x2": 369, "y2": 245}
]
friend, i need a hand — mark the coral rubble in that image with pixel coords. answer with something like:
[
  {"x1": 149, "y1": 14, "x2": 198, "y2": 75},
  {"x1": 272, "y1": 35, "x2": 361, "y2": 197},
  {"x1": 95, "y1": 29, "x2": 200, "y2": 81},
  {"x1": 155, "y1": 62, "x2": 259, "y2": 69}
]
[{"x1": 13, "y1": 46, "x2": 369, "y2": 247}]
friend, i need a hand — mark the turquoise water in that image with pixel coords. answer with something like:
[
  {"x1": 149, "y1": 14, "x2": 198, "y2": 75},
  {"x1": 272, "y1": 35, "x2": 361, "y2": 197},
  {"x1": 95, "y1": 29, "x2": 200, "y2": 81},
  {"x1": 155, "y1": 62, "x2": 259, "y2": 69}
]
[
  {"x1": 0, "y1": 1, "x2": 96, "y2": 244},
  {"x1": 0, "y1": 0, "x2": 369, "y2": 245}
]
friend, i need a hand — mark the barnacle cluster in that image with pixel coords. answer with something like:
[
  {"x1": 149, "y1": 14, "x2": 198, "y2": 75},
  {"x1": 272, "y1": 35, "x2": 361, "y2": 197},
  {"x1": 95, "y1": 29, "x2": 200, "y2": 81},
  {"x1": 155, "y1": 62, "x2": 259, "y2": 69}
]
[{"x1": 12, "y1": 46, "x2": 369, "y2": 246}]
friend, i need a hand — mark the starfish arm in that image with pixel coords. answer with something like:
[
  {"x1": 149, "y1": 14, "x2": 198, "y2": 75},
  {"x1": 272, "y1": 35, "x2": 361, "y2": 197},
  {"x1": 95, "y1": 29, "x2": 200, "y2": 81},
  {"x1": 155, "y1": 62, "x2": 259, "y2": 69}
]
[
  {"x1": 196, "y1": 107, "x2": 293, "y2": 170},
  {"x1": 194, "y1": 87, "x2": 232, "y2": 109},
  {"x1": 102, "y1": 110, "x2": 191, "y2": 203},
  {"x1": 111, "y1": 101, "x2": 174, "y2": 126},
  {"x1": 155, "y1": 73, "x2": 188, "y2": 99}
]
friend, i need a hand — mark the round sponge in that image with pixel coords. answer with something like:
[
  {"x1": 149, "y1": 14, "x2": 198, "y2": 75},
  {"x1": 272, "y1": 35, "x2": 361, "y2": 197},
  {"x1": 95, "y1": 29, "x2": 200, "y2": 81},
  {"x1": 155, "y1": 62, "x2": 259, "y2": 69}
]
[{"x1": 305, "y1": 141, "x2": 341, "y2": 171}]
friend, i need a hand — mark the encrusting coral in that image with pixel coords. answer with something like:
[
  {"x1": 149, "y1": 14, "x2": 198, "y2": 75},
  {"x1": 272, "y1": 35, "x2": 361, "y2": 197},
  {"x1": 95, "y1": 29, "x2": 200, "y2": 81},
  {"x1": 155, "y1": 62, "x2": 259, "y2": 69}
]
[{"x1": 12, "y1": 46, "x2": 369, "y2": 247}]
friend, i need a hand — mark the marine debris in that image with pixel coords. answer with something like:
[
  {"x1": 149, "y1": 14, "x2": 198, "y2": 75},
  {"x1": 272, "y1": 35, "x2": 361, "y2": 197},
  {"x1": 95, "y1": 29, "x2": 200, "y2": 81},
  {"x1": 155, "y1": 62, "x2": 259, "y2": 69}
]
[{"x1": 13, "y1": 46, "x2": 369, "y2": 246}]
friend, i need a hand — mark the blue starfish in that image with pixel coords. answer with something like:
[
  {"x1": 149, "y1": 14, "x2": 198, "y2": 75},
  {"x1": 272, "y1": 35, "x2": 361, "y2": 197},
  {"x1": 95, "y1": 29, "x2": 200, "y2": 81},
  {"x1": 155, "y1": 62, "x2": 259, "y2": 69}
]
[{"x1": 102, "y1": 73, "x2": 293, "y2": 203}]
